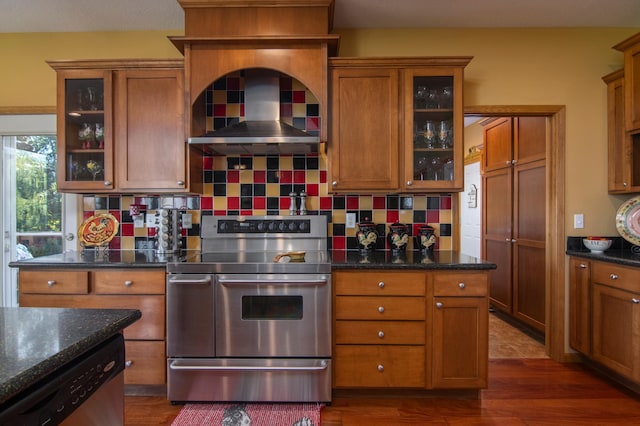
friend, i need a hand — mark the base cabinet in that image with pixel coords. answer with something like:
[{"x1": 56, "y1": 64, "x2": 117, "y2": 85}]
[
  {"x1": 570, "y1": 257, "x2": 640, "y2": 385},
  {"x1": 18, "y1": 268, "x2": 166, "y2": 387},
  {"x1": 333, "y1": 269, "x2": 488, "y2": 390}
]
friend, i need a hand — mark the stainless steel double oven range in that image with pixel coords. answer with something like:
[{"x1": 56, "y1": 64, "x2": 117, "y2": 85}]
[{"x1": 166, "y1": 215, "x2": 331, "y2": 403}]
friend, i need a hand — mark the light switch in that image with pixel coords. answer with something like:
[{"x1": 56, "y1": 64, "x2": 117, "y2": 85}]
[
  {"x1": 346, "y1": 213, "x2": 356, "y2": 229},
  {"x1": 574, "y1": 213, "x2": 584, "y2": 229}
]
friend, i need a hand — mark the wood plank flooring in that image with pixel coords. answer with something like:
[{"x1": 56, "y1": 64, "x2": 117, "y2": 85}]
[
  {"x1": 125, "y1": 359, "x2": 640, "y2": 425},
  {"x1": 125, "y1": 317, "x2": 640, "y2": 425}
]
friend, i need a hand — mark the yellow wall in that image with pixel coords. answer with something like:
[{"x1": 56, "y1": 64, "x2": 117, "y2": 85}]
[{"x1": 1, "y1": 27, "x2": 639, "y2": 237}]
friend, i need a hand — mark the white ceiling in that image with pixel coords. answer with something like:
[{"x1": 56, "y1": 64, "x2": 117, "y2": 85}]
[{"x1": 1, "y1": 0, "x2": 639, "y2": 33}]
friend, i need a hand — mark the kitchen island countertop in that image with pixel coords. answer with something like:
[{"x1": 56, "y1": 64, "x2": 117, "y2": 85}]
[
  {"x1": 0, "y1": 307, "x2": 141, "y2": 405},
  {"x1": 330, "y1": 250, "x2": 496, "y2": 270}
]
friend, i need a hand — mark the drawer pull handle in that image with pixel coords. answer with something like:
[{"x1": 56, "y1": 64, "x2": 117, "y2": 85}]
[
  {"x1": 47, "y1": 280, "x2": 56, "y2": 287},
  {"x1": 378, "y1": 281, "x2": 385, "y2": 288},
  {"x1": 632, "y1": 298, "x2": 640, "y2": 304},
  {"x1": 378, "y1": 306, "x2": 385, "y2": 313},
  {"x1": 458, "y1": 282, "x2": 465, "y2": 289},
  {"x1": 377, "y1": 364, "x2": 384, "y2": 372},
  {"x1": 124, "y1": 280, "x2": 133, "y2": 287},
  {"x1": 610, "y1": 274, "x2": 619, "y2": 280},
  {"x1": 125, "y1": 360, "x2": 133, "y2": 368},
  {"x1": 378, "y1": 331, "x2": 385, "y2": 338},
  {"x1": 436, "y1": 302, "x2": 443, "y2": 308}
]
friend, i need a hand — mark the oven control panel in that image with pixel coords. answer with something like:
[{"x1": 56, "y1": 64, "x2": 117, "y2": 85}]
[{"x1": 217, "y1": 218, "x2": 311, "y2": 234}]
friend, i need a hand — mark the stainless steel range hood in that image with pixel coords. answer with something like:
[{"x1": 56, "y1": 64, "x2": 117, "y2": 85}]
[{"x1": 188, "y1": 69, "x2": 319, "y2": 155}]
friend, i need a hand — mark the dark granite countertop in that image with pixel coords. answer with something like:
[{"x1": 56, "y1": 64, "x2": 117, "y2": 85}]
[
  {"x1": 330, "y1": 250, "x2": 496, "y2": 270},
  {"x1": 8, "y1": 249, "x2": 187, "y2": 269},
  {"x1": 566, "y1": 248, "x2": 640, "y2": 268},
  {"x1": 0, "y1": 307, "x2": 141, "y2": 405},
  {"x1": 566, "y1": 236, "x2": 640, "y2": 268}
]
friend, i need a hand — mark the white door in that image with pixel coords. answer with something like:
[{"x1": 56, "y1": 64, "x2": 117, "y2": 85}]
[{"x1": 0, "y1": 114, "x2": 79, "y2": 307}]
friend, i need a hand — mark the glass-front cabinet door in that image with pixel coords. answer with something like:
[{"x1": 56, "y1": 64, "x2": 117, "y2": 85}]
[
  {"x1": 55, "y1": 70, "x2": 113, "y2": 191},
  {"x1": 403, "y1": 67, "x2": 464, "y2": 192}
]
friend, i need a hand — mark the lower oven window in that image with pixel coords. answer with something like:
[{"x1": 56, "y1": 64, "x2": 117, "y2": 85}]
[{"x1": 241, "y1": 295, "x2": 303, "y2": 320}]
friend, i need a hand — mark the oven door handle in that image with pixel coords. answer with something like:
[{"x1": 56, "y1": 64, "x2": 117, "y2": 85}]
[
  {"x1": 168, "y1": 277, "x2": 212, "y2": 285},
  {"x1": 217, "y1": 278, "x2": 327, "y2": 286},
  {"x1": 169, "y1": 360, "x2": 329, "y2": 371}
]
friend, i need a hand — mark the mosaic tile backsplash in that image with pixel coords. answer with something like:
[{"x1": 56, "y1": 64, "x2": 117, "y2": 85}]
[{"x1": 81, "y1": 72, "x2": 454, "y2": 252}]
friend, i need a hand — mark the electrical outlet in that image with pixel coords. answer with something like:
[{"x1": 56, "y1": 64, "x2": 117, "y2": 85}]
[
  {"x1": 182, "y1": 213, "x2": 193, "y2": 229},
  {"x1": 346, "y1": 213, "x2": 356, "y2": 229},
  {"x1": 574, "y1": 213, "x2": 584, "y2": 229}
]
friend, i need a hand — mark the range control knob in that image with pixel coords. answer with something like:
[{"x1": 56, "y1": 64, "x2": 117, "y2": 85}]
[
  {"x1": 289, "y1": 222, "x2": 297, "y2": 231},
  {"x1": 268, "y1": 222, "x2": 277, "y2": 232}
]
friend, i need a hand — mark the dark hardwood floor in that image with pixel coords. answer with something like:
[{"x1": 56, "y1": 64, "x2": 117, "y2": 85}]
[{"x1": 125, "y1": 358, "x2": 640, "y2": 425}]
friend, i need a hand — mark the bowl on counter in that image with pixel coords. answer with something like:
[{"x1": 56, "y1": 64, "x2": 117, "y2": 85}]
[{"x1": 582, "y1": 238, "x2": 612, "y2": 253}]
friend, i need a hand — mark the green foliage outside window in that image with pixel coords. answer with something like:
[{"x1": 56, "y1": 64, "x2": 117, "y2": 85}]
[{"x1": 15, "y1": 135, "x2": 62, "y2": 257}]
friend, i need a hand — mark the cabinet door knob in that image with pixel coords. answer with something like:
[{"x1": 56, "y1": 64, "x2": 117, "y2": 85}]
[
  {"x1": 579, "y1": 263, "x2": 587, "y2": 269},
  {"x1": 378, "y1": 281, "x2": 385, "y2": 288},
  {"x1": 377, "y1": 364, "x2": 384, "y2": 372},
  {"x1": 436, "y1": 302, "x2": 443, "y2": 308},
  {"x1": 47, "y1": 280, "x2": 56, "y2": 287},
  {"x1": 407, "y1": 180, "x2": 413, "y2": 186},
  {"x1": 104, "y1": 181, "x2": 112, "y2": 186},
  {"x1": 378, "y1": 306, "x2": 385, "y2": 313},
  {"x1": 632, "y1": 298, "x2": 640, "y2": 304},
  {"x1": 610, "y1": 274, "x2": 618, "y2": 280},
  {"x1": 623, "y1": 182, "x2": 628, "y2": 187},
  {"x1": 124, "y1": 280, "x2": 133, "y2": 287},
  {"x1": 506, "y1": 160, "x2": 512, "y2": 165},
  {"x1": 458, "y1": 282, "x2": 466, "y2": 289},
  {"x1": 177, "y1": 180, "x2": 185, "y2": 186},
  {"x1": 125, "y1": 360, "x2": 133, "y2": 368},
  {"x1": 378, "y1": 331, "x2": 385, "y2": 338},
  {"x1": 332, "y1": 181, "x2": 337, "y2": 186}
]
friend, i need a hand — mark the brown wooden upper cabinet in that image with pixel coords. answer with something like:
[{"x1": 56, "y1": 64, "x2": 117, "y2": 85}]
[
  {"x1": 614, "y1": 32, "x2": 640, "y2": 133},
  {"x1": 329, "y1": 57, "x2": 471, "y2": 193},
  {"x1": 48, "y1": 59, "x2": 197, "y2": 194}
]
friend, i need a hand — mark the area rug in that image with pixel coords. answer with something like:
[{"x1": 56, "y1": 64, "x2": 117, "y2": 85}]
[{"x1": 171, "y1": 402, "x2": 324, "y2": 426}]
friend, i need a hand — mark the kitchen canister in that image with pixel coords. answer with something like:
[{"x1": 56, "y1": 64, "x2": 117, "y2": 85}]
[
  {"x1": 154, "y1": 208, "x2": 183, "y2": 254},
  {"x1": 387, "y1": 222, "x2": 409, "y2": 253},
  {"x1": 356, "y1": 217, "x2": 378, "y2": 252}
]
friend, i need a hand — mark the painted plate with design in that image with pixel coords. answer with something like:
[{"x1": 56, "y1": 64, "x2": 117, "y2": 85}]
[
  {"x1": 79, "y1": 213, "x2": 119, "y2": 247},
  {"x1": 615, "y1": 196, "x2": 640, "y2": 246}
]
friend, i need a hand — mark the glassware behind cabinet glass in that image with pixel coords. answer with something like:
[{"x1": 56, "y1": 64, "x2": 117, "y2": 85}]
[
  {"x1": 438, "y1": 120, "x2": 450, "y2": 149},
  {"x1": 424, "y1": 121, "x2": 435, "y2": 148}
]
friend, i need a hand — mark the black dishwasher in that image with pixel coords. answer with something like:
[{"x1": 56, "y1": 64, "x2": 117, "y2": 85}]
[{"x1": 0, "y1": 333, "x2": 125, "y2": 426}]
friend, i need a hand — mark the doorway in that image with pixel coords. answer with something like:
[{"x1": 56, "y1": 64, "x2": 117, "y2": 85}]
[
  {"x1": 0, "y1": 114, "x2": 79, "y2": 307},
  {"x1": 463, "y1": 106, "x2": 566, "y2": 362}
]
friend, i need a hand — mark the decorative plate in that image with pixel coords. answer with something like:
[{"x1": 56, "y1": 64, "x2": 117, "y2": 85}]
[
  {"x1": 79, "y1": 213, "x2": 119, "y2": 247},
  {"x1": 615, "y1": 196, "x2": 640, "y2": 246}
]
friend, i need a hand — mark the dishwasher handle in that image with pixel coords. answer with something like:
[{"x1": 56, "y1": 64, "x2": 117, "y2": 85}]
[{"x1": 169, "y1": 360, "x2": 328, "y2": 372}]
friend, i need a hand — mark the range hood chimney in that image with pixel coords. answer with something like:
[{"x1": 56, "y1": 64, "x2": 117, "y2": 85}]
[{"x1": 188, "y1": 69, "x2": 319, "y2": 155}]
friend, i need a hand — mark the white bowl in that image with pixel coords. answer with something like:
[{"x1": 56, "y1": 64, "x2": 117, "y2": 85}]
[{"x1": 583, "y1": 238, "x2": 612, "y2": 253}]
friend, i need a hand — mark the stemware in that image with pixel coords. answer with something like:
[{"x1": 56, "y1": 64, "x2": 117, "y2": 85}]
[
  {"x1": 86, "y1": 160, "x2": 103, "y2": 181},
  {"x1": 438, "y1": 120, "x2": 450, "y2": 148},
  {"x1": 424, "y1": 121, "x2": 435, "y2": 149}
]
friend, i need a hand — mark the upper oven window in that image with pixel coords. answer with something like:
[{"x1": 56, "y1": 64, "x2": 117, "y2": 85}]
[{"x1": 241, "y1": 296, "x2": 303, "y2": 320}]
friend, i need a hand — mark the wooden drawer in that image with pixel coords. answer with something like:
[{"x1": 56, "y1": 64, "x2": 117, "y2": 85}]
[
  {"x1": 335, "y1": 296, "x2": 425, "y2": 320},
  {"x1": 19, "y1": 294, "x2": 165, "y2": 340},
  {"x1": 124, "y1": 340, "x2": 166, "y2": 385},
  {"x1": 19, "y1": 270, "x2": 89, "y2": 294},
  {"x1": 335, "y1": 271, "x2": 425, "y2": 296},
  {"x1": 592, "y1": 261, "x2": 640, "y2": 293},
  {"x1": 94, "y1": 269, "x2": 165, "y2": 294},
  {"x1": 335, "y1": 320, "x2": 424, "y2": 345},
  {"x1": 433, "y1": 272, "x2": 488, "y2": 297},
  {"x1": 334, "y1": 345, "x2": 425, "y2": 388}
]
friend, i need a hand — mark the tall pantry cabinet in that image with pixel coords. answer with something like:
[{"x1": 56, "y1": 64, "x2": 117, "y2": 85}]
[{"x1": 481, "y1": 116, "x2": 547, "y2": 333}]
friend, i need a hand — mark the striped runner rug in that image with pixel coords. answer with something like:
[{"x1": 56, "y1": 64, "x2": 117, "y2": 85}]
[{"x1": 171, "y1": 402, "x2": 323, "y2": 426}]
